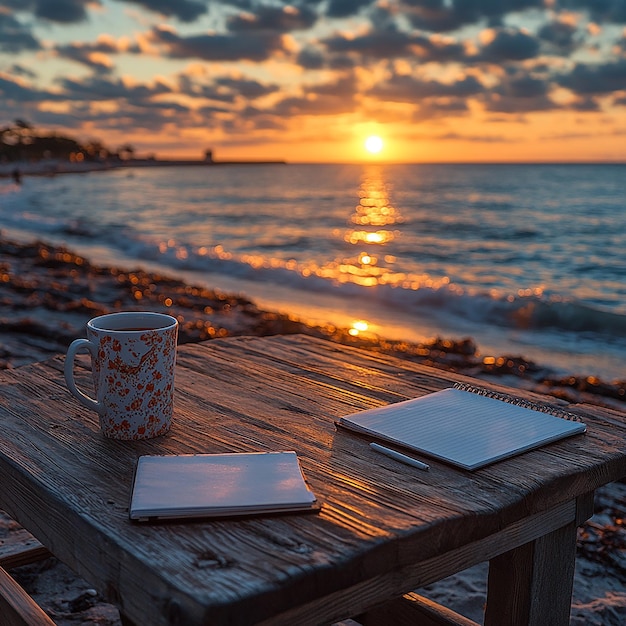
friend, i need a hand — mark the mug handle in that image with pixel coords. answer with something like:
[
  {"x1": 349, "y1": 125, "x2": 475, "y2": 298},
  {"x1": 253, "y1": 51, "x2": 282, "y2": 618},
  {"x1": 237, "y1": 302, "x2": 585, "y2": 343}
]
[{"x1": 64, "y1": 339, "x2": 103, "y2": 414}]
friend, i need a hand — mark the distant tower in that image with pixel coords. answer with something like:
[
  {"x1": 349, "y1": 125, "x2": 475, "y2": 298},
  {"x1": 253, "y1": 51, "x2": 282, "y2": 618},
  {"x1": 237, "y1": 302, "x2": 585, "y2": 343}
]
[{"x1": 205, "y1": 149, "x2": 214, "y2": 163}]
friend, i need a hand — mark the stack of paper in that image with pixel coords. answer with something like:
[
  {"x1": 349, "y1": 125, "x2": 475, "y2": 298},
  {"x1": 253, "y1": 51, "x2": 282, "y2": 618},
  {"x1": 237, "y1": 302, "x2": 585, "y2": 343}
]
[{"x1": 129, "y1": 451, "x2": 318, "y2": 521}]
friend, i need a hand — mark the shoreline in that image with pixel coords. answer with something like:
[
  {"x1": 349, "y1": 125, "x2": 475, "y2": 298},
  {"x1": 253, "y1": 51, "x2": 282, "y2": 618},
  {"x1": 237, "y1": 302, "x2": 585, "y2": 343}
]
[
  {"x1": 0, "y1": 158, "x2": 286, "y2": 180},
  {"x1": 0, "y1": 234, "x2": 624, "y2": 410}
]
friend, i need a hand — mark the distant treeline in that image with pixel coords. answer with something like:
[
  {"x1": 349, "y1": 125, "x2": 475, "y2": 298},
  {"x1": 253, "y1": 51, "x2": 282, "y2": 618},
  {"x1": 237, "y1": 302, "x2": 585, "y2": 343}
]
[{"x1": 0, "y1": 119, "x2": 135, "y2": 163}]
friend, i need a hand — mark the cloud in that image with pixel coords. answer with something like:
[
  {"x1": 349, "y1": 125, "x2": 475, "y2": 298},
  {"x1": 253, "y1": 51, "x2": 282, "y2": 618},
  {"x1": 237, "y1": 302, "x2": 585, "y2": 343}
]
[
  {"x1": 0, "y1": 13, "x2": 41, "y2": 53},
  {"x1": 94, "y1": 107, "x2": 192, "y2": 132},
  {"x1": 326, "y1": 0, "x2": 372, "y2": 19},
  {"x1": 568, "y1": 95, "x2": 602, "y2": 111},
  {"x1": 30, "y1": 98, "x2": 198, "y2": 135},
  {"x1": 412, "y1": 98, "x2": 471, "y2": 121},
  {"x1": 307, "y1": 72, "x2": 358, "y2": 98},
  {"x1": 5, "y1": 63, "x2": 38, "y2": 79},
  {"x1": 273, "y1": 93, "x2": 356, "y2": 116},
  {"x1": 557, "y1": 58, "x2": 626, "y2": 94},
  {"x1": 537, "y1": 18, "x2": 581, "y2": 54},
  {"x1": 487, "y1": 95, "x2": 563, "y2": 113},
  {"x1": 176, "y1": 72, "x2": 279, "y2": 104},
  {"x1": 429, "y1": 130, "x2": 513, "y2": 143},
  {"x1": 404, "y1": 0, "x2": 545, "y2": 32},
  {"x1": 56, "y1": 75, "x2": 171, "y2": 101},
  {"x1": 498, "y1": 74, "x2": 549, "y2": 99},
  {"x1": 2, "y1": 0, "x2": 97, "y2": 23},
  {"x1": 134, "y1": 98, "x2": 190, "y2": 114},
  {"x1": 1, "y1": 0, "x2": 625, "y2": 156},
  {"x1": 227, "y1": 4, "x2": 318, "y2": 32},
  {"x1": 0, "y1": 73, "x2": 62, "y2": 102},
  {"x1": 177, "y1": 75, "x2": 237, "y2": 103},
  {"x1": 296, "y1": 47, "x2": 326, "y2": 70},
  {"x1": 472, "y1": 67, "x2": 562, "y2": 113},
  {"x1": 370, "y1": 73, "x2": 485, "y2": 102},
  {"x1": 214, "y1": 76, "x2": 278, "y2": 99},
  {"x1": 562, "y1": 0, "x2": 626, "y2": 24},
  {"x1": 273, "y1": 76, "x2": 358, "y2": 116},
  {"x1": 117, "y1": 0, "x2": 208, "y2": 23},
  {"x1": 323, "y1": 27, "x2": 418, "y2": 59},
  {"x1": 367, "y1": 64, "x2": 559, "y2": 116},
  {"x1": 322, "y1": 25, "x2": 466, "y2": 62},
  {"x1": 3, "y1": 0, "x2": 208, "y2": 24},
  {"x1": 478, "y1": 28, "x2": 541, "y2": 62},
  {"x1": 148, "y1": 25, "x2": 286, "y2": 61},
  {"x1": 54, "y1": 41, "x2": 119, "y2": 73}
]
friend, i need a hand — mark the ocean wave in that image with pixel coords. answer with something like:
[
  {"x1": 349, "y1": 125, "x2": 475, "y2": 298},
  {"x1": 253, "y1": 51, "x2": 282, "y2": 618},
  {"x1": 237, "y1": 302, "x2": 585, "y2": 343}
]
[
  {"x1": 503, "y1": 298, "x2": 626, "y2": 336},
  {"x1": 107, "y1": 235, "x2": 626, "y2": 344},
  {"x1": 1, "y1": 203, "x2": 623, "y2": 345}
]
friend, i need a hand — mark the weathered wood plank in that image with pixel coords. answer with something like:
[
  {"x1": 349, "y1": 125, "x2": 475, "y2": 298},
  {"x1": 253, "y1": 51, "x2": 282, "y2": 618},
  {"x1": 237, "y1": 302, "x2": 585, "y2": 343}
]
[
  {"x1": 484, "y1": 492, "x2": 595, "y2": 626},
  {"x1": 359, "y1": 591, "x2": 481, "y2": 626},
  {"x1": 0, "y1": 566, "x2": 56, "y2": 626},
  {"x1": 257, "y1": 498, "x2": 579, "y2": 625},
  {"x1": 0, "y1": 335, "x2": 624, "y2": 626},
  {"x1": 0, "y1": 528, "x2": 51, "y2": 569}
]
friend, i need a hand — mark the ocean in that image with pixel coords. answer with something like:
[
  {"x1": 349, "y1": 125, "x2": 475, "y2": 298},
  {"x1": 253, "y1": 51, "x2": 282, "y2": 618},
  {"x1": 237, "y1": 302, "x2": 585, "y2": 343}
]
[{"x1": 1, "y1": 162, "x2": 624, "y2": 381}]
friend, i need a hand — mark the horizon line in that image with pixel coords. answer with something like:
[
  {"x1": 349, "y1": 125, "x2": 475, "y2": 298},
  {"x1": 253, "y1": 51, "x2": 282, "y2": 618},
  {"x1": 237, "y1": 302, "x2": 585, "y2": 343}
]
[{"x1": 155, "y1": 158, "x2": 626, "y2": 166}]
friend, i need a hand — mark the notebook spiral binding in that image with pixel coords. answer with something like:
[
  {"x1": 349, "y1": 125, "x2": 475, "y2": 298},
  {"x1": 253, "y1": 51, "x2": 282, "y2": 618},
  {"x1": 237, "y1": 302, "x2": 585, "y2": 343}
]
[{"x1": 453, "y1": 382, "x2": 585, "y2": 423}]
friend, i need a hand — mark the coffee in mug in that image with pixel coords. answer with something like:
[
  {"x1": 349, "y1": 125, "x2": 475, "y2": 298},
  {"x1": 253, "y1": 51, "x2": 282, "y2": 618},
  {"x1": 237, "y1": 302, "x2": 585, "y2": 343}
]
[{"x1": 64, "y1": 311, "x2": 178, "y2": 440}]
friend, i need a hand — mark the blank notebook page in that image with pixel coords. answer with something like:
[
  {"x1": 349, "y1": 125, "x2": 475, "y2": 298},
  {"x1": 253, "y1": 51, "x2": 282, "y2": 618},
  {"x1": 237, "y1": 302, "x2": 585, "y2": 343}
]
[{"x1": 338, "y1": 387, "x2": 586, "y2": 470}]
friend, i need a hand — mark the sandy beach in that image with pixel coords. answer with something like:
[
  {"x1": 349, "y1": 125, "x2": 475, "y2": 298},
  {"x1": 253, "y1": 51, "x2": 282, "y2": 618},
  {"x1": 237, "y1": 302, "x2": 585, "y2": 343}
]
[{"x1": 1, "y1": 234, "x2": 625, "y2": 624}]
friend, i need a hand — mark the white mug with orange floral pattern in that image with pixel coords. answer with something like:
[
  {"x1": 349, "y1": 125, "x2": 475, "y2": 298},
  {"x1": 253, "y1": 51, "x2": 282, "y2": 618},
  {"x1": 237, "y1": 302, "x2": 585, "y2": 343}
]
[{"x1": 64, "y1": 311, "x2": 178, "y2": 440}]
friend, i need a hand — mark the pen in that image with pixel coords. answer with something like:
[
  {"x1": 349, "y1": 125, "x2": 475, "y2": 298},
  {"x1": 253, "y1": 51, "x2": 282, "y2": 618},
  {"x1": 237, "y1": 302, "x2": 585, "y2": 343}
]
[{"x1": 370, "y1": 442, "x2": 430, "y2": 471}]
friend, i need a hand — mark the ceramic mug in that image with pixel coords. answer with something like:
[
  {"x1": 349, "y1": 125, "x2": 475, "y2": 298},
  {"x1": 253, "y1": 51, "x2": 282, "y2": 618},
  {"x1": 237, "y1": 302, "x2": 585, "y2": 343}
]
[{"x1": 64, "y1": 311, "x2": 178, "y2": 440}]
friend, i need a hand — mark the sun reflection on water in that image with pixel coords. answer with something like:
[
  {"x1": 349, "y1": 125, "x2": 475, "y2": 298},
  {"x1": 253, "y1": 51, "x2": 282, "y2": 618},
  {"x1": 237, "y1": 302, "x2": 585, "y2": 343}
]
[
  {"x1": 315, "y1": 168, "x2": 450, "y2": 294},
  {"x1": 331, "y1": 166, "x2": 406, "y2": 287},
  {"x1": 345, "y1": 169, "x2": 402, "y2": 248},
  {"x1": 159, "y1": 167, "x2": 451, "y2": 302}
]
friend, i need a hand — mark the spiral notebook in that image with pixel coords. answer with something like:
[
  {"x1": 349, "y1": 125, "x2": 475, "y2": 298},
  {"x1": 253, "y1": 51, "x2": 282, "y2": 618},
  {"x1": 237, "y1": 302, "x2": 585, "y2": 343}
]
[
  {"x1": 337, "y1": 384, "x2": 586, "y2": 471},
  {"x1": 129, "y1": 451, "x2": 318, "y2": 521}
]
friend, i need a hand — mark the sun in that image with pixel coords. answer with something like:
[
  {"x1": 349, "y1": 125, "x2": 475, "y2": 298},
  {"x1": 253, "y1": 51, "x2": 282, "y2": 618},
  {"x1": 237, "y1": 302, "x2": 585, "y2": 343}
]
[{"x1": 365, "y1": 135, "x2": 384, "y2": 154}]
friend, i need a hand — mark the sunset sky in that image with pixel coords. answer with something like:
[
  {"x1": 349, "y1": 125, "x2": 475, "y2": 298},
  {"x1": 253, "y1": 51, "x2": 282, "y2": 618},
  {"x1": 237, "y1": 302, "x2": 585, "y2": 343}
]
[{"x1": 1, "y1": 0, "x2": 625, "y2": 163}]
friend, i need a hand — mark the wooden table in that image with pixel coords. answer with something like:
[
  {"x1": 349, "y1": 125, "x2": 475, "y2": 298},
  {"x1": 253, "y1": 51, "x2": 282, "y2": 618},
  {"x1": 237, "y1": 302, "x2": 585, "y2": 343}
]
[{"x1": 1, "y1": 334, "x2": 625, "y2": 626}]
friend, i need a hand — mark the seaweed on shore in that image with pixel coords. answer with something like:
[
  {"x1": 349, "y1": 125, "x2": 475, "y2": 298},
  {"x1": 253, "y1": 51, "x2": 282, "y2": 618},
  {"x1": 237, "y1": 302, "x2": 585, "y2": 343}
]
[{"x1": 1, "y1": 235, "x2": 624, "y2": 409}]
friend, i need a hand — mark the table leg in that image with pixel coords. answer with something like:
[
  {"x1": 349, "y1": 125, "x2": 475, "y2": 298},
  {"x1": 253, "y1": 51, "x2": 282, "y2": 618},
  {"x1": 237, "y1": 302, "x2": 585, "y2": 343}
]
[{"x1": 484, "y1": 492, "x2": 594, "y2": 626}]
